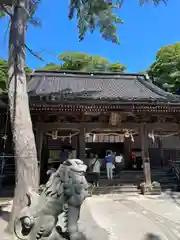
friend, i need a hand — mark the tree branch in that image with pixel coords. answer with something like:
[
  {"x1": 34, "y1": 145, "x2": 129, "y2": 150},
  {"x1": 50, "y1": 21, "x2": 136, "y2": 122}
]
[
  {"x1": 0, "y1": 4, "x2": 12, "y2": 17},
  {"x1": 24, "y1": 44, "x2": 44, "y2": 62}
]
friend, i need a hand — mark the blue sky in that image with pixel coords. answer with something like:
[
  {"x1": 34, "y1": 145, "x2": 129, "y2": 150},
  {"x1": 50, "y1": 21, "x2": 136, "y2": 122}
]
[{"x1": 0, "y1": 0, "x2": 180, "y2": 72}]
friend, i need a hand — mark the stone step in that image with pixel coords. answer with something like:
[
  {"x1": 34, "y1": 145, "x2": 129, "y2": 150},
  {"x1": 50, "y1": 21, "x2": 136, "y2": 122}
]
[
  {"x1": 91, "y1": 182, "x2": 178, "y2": 195},
  {"x1": 98, "y1": 177, "x2": 177, "y2": 186},
  {"x1": 111, "y1": 175, "x2": 172, "y2": 179},
  {"x1": 91, "y1": 185, "x2": 139, "y2": 195}
]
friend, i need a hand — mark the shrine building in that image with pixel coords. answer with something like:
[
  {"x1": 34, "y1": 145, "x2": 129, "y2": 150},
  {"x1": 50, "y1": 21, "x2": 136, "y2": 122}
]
[{"x1": 1, "y1": 70, "x2": 180, "y2": 185}]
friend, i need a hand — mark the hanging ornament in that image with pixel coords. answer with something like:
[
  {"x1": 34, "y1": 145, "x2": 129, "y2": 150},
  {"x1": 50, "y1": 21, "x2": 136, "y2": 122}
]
[
  {"x1": 124, "y1": 130, "x2": 130, "y2": 138},
  {"x1": 85, "y1": 133, "x2": 90, "y2": 138},
  {"x1": 52, "y1": 131, "x2": 58, "y2": 140},
  {"x1": 69, "y1": 133, "x2": 72, "y2": 144},
  {"x1": 93, "y1": 134, "x2": 96, "y2": 142},
  {"x1": 131, "y1": 134, "x2": 134, "y2": 142},
  {"x1": 2, "y1": 135, "x2": 7, "y2": 140},
  {"x1": 148, "y1": 132, "x2": 155, "y2": 142}
]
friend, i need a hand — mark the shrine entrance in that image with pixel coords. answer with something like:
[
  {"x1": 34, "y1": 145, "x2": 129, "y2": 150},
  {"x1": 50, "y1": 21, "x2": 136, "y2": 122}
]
[{"x1": 85, "y1": 131, "x2": 125, "y2": 157}]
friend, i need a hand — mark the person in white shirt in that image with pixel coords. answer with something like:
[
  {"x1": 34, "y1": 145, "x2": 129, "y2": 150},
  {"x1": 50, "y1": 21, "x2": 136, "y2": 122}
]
[{"x1": 91, "y1": 154, "x2": 101, "y2": 187}]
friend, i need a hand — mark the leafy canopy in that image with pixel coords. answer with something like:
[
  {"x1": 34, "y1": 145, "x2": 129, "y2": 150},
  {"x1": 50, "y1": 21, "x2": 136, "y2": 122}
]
[
  {"x1": 147, "y1": 42, "x2": 180, "y2": 93},
  {"x1": 41, "y1": 52, "x2": 126, "y2": 72},
  {"x1": 0, "y1": 0, "x2": 168, "y2": 44}
]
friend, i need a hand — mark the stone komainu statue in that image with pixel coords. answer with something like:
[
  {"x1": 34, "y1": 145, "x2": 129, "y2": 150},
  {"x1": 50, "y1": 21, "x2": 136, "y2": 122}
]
[{"x1": 14, "y1": 159, "x2": 89, "y2": 240}]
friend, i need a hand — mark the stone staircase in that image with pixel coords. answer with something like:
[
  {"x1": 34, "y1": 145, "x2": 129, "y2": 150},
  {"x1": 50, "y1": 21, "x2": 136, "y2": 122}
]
[{"x1": 91, "y1": 167, "x2": 178, "y2": 195}]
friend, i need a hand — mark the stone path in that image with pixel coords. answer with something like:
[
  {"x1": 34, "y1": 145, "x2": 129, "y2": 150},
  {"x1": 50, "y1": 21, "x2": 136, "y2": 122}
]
[
  {"x1": 2, "y1": 192, "x2": 180, "y2": 239},
  {"x1": 79, "y1": 193, "x2": 180, "y2": 240}
]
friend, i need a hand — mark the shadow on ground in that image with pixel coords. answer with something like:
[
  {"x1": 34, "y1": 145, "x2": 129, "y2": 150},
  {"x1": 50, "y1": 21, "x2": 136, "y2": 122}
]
[{"x1": 144, "y1": 233, "x2": 162, "y2": 240}]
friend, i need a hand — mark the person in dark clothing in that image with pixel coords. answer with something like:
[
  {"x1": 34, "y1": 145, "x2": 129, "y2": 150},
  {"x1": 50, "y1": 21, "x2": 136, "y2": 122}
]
[
  {"x1": 136, "y1": 155, "x2": 143, "y2": 170},
  {"x1": 60, "y1": 149, "x2": 68, "y2": 163},
  {"x1": 114, "y1": 153, "x2": 124, "y2": 178}
]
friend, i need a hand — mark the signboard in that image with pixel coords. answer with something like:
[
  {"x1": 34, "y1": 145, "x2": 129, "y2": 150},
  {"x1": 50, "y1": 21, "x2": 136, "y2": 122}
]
[{"x1": 86, "y1": 134, "x2": 124, "y2": 143}]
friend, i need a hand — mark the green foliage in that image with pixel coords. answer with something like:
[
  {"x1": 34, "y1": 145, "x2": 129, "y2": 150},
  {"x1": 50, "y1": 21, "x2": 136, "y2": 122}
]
[
  {"x1": 1, "y1": 0, "x2": 168, "y2": 45},
  {"x1": 69, "y1": 0, "x2": 123, "y2": 43},
  {"x1": 59, "y1": 52, "x2": 92, "y2": 70},
  {"x1": 108, "y1": 62, "x2": 126, "y2": 72},
  {"x1": 41, "y1": 52, "x2": 126, "y2": 72},
  {"x1": 0, "y1": 11, "x2": 5, "y2": 18},
  {"x1": 42, "y1": 62, "x2": 62, "y2": 71},
  {"x1": 0, "y1": 59, "x2": 8, "y2": 91},
  {"x1": 139, "y1": 0, "x2": 168, "y2": 5},
  {"x1": 0, "y1": 59, "x2": 32, "y2": 91},
  {"x1": 68, "y1": 0, "x2": 168, "y2": 43},
  {"x1": 147, "y1": 42, "x2": 180, "y2": 93}
]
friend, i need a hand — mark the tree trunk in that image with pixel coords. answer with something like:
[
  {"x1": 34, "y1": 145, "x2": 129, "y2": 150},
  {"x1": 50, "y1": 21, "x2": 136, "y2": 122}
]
[{"x1": 5, "y1": 0, "x2": 39, "y2": 234}]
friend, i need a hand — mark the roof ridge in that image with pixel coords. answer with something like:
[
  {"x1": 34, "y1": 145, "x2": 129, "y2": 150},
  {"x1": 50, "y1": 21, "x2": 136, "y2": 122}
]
[
  {"x1": 137, "y1": 76, "x2": 178, "y2": 101},
  {"x1": 32, "y1": 70, "x2": 145, "y2": 77}
]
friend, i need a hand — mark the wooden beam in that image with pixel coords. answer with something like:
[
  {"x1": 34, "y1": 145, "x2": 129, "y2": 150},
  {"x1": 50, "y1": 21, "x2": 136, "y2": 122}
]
[
  {"x1": 157, "y1": 137, "x2": 164, "y2": 167},
  {"x1": 35, "y1": 122, "x2": 180, "y2": 132},
  {"x1": 124, "y1": 137, "x2": 132, "y2": 169}
]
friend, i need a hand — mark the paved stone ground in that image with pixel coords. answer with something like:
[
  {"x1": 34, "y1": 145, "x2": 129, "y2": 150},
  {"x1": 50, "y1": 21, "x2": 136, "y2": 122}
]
[
  {"x1": 80, "y1": 192, "x2": 180, "y2": 240},
  {"x1": 2, "y1": 192, "x2": 180, "y2": 239}
]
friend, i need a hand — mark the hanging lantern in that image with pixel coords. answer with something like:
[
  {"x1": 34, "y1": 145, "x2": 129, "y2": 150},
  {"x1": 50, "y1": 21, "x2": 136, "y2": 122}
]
[{"x1": 52, "y1": 131, "x2": 58, "y2": 140}]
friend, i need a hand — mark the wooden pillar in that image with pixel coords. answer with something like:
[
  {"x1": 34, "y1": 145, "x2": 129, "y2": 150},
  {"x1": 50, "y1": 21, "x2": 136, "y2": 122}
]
[
  {"x1": 35, "y1": 128, "x2": 43, "y2": 165},
  {"x1": 40, "y1": 134, "x2": 49, "y2": 184},
  {"x1": 79, "y1": 127, "x2": 85, "y2": 159},
  {"x1": 157, "y1": 137, "x2": 164, "y2": 167},
  {"x1": 141, "y1": 123, "x2": 151, "y2": 184},
  {"x1": 124, "y1": 136, "x2": 131, "y2": 169},
  {"x1": 35, "y1": 128, "x2": 43, "y2": 183}
]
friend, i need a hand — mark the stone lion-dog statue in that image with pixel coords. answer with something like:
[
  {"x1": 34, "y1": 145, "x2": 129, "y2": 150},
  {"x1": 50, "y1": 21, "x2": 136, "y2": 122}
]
[{"x1": 14, "y1": 159, "x2": 89, "y2": 240}]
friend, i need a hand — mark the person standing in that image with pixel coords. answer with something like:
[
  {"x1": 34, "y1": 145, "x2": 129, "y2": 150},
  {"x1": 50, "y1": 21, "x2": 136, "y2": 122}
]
[
  {"x1": 60, "y1": 149, "x2": 68, "y2": 163},
  {"x1": 104, "y1": 150, "x2": 113, "y2": 179},
  {"x1": 136, "y1": 153, "x2": 142, "y2": 170},
  {"x1": 91, "y1": 154, "x2": 101, "y2": 187},
  {"x1": 115, "y1": 153, "x2": 124, "y2": 178}
]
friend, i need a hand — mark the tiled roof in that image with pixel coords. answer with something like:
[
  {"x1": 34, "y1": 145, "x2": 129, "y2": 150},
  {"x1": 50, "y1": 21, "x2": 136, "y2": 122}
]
[{"x1": 27, "y1": 70, "x2": 179, "y2": 102}]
